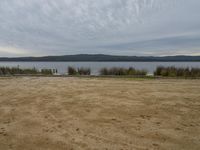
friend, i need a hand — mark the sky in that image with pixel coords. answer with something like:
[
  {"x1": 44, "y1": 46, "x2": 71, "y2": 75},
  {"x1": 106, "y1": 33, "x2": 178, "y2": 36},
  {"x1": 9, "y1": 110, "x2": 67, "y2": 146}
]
[{"x1": 0, "y1": 0, "x2": 200, "y2": 57}]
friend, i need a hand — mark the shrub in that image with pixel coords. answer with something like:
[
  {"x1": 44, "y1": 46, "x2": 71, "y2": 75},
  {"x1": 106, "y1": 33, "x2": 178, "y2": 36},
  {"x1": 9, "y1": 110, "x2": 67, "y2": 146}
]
[
  {"x1": 77, "y1": 67, "x2": 91, "y2": 75},
  {"x1": 68, "y1": 66, "x2": 77, "y2": 75},
  {"x1": 41, "y1": 69, "x2": 53, "y2": 75},
  {"x1": 0, "y1": 67, "x2": 22, "y2": 75},
  {"x1": 67, "y1": 67, "x2": 91, "y2": 75},
  {"x1": 23, "y1": 68, "x2": 38, "y2": 74},
  {"x1": 99, "y1": 67, "x2": 147, "y2": 76},
  {"x1": 191, "y1": 68, "x2": 200, "y2": 77},
  {"x1": 100, "y1": 68, "x2": 109, "y2": 75},
  {"x1": 154, "y1": 66, "x2": 200, "y2": 77},
  {"x1": 128, "y1": 67, "x2": 147, "y2": 76},
  {"x1": 0, "y1": 66, "x2": 54, "y2": 75}
]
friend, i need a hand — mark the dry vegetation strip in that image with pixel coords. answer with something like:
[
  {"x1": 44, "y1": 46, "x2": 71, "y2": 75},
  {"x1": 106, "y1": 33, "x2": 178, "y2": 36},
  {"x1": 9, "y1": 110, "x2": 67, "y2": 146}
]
[{"x1": 0, "y1": 77, "x2": 200, "y2": 150}]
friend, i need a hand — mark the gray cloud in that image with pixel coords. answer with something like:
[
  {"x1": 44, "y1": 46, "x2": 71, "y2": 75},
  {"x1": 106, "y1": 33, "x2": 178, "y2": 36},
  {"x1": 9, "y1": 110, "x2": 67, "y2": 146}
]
[{"x1": 0, "y1": 0, "x2": 199, "y2": 56}]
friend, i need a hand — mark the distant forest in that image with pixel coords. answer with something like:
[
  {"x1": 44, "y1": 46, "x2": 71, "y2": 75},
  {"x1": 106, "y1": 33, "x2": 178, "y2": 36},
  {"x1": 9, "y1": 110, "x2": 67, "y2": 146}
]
[{"x1": 0, "y1": 54, "x2": 200, "y2": 62}]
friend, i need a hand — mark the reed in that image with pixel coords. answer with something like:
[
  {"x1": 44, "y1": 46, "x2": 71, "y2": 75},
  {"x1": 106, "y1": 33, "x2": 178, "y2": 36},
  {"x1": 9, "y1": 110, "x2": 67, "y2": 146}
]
[
  {"x1": 154, "y1": 66, "x2": 200, "y2": 77},
  {"x1": 68, "y1": 66, "x2": 91, "y2": 75},
  {"x1": 0, "y1": 67, "x2": 53, "y2": 75},
  {"x1": 77, "y1": 67, "x2": 91, "y2": 75},
  {"x1": 41, "y1": 69, "x2": 53, "y2": 75},
  {"x1": 68, "y1": 66, "x2": 77, "y2": 75},
  {"x1": 99, "y1": 67, "x2": 147, "y2": 76}
]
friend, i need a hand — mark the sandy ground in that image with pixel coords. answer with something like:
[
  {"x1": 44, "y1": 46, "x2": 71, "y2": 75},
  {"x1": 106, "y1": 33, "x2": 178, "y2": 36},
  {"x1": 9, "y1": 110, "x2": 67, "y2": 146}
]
[{"x1": 0, "y1": 77, "x2": 200, "y2": 150}]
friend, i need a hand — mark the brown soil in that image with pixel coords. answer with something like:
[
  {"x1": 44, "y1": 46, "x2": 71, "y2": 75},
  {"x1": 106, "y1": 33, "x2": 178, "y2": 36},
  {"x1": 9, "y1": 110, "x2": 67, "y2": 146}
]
[{"x1": 0, "y1": 77, "x2": 200, "y2": 150}]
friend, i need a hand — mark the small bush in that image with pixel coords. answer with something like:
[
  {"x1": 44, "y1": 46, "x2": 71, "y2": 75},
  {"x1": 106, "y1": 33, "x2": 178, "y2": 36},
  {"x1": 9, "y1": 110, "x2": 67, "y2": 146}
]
[
  {"x1": 41, "y1": 69, "x2": 53, "y2": 75},
  {"x1": 99, "y1": 67, "x2": 147, "y2": 76},
  {"x1": 0, "y1": 66, "x2": 54, "y2": 75},
  {"x1": 23, "y1": 68, "x2": 38, "y2": 74},
  {"x1": 127, "y1": 67, "x2": 147, "y2": 76},
  {"x1": 68, "y1": 66, "x2": 77, "y2": 75},
  {"x1": 77, "y1": 67, "x2": 91, "y2": 75},
  {"x1": 191, "y1": 68, "x2": 200, "y2": 77},
  {"x1": 100, "y1": 68, "x2": 109, "y2": 75},
  {"x1": 68, "y1": 66, "x2": 91, "y2": 75},
  {"x1": 154, "y1": 66, "x2": 200, "y2": 77}
]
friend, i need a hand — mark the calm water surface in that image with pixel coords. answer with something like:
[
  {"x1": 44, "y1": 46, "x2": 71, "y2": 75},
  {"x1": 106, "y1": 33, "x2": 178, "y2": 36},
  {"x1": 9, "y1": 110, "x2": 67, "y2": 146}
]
[{"x1": 0, "y1": 62, "x2": 200, "y2": 75}]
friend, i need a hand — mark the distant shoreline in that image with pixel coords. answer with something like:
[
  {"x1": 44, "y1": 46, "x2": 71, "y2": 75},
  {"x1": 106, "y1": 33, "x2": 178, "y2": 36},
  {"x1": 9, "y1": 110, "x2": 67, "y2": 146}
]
[
  {"x1": 0, "y1": 54, "x2": 200, "y2": 62},
  {"x1": 0, "y1": 61, "x2": 200, "y2": 62}
]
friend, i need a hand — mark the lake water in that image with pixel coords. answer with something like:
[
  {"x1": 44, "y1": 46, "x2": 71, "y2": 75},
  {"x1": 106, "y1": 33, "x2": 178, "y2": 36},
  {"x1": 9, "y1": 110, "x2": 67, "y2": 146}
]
[{"x1": 0, "y1": 62, "x2": 200, "y2": 75}]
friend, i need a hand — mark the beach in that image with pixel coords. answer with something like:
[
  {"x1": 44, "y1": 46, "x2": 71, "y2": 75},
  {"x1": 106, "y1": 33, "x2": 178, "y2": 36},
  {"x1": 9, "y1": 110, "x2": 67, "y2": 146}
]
[{"x1": 0, "y1": 77, "x2": 200, "y2": 150}]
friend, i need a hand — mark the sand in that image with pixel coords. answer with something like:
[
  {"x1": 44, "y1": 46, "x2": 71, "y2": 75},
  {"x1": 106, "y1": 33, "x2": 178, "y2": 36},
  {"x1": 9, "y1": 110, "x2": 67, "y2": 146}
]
[{"x1": 0, "y1": 77, "x2": 200, "y2": 150}]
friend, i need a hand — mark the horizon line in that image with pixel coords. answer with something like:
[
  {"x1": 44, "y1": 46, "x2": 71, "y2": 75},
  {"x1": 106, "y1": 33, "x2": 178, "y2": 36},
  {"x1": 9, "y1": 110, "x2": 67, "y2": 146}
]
[{"x1": 1, "y1": 54, "x2": 200, "y2": 58}]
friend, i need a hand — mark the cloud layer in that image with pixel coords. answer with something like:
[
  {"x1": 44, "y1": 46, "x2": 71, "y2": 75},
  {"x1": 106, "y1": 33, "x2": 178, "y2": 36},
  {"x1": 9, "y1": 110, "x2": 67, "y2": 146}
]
[{"x1": 0, "y1": 0, "x2": 200, "y2": 56}]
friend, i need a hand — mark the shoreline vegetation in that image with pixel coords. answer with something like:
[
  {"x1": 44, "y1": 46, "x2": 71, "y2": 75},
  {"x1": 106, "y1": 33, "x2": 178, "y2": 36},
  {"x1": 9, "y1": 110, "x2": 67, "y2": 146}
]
[
  {"x1": 0, "y1": 66, "x2": 200, "y2": 78},
  {"x1": 154, "y1": 66, "x2": 200, "y2": 77},
  {"x1": 0, "y1": 66, "x2": 55, "y2": 76}
]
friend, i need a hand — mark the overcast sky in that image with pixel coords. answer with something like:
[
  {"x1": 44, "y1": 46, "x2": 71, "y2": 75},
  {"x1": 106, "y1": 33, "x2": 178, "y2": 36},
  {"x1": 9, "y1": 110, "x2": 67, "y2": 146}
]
[{"x1": 0, "y1": 0, "x2": 200, "y2": 57}]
